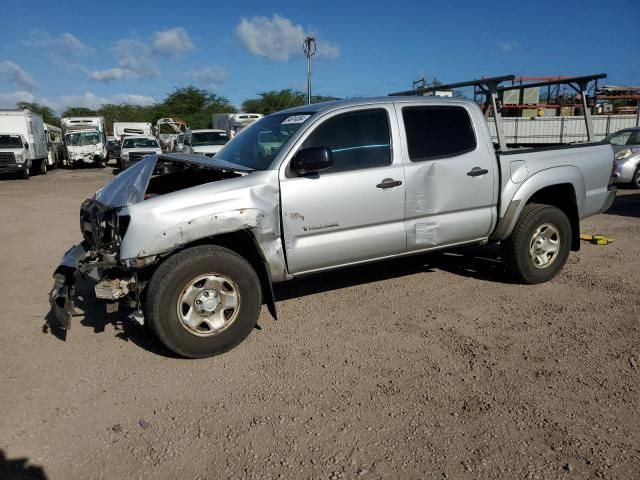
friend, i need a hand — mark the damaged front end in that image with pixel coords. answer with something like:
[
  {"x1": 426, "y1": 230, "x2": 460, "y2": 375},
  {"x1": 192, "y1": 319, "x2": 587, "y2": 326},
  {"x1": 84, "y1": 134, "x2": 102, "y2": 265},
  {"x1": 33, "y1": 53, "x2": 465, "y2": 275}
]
[
  {"x1": 49, "y1": 153, "x2": 283, "y2": 330},
  {"x1": 49, "y1": 199, "x2": 138, "y2": 329}
]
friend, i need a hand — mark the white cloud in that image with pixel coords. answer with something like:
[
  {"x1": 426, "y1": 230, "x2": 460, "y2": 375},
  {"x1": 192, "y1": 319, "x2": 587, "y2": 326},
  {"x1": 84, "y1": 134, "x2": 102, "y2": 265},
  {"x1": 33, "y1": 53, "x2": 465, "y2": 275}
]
[
  {"x1": 497, "y1": 41, "x2": 519, "y2": 53},
  {"x1": 0, "y1": 90, "x2": 35, "y2": 108},
  {"x1": 316, "y1": 40, "x2": 341, "y2": 60},
  {"x1": 189, "y1": 66, "x2": 228, "y2": 87},
  {"x1": 90, "y1": 39, "x2": 157, "y2": 82},
  {"x1": 0, "y1": 61, "x2": 37, "y2": 91},
  {"x1": 47, "y1": 92, "x2": 155, "y2": 112},
  {"x1": 89, "y1": 68, "x2": 135, "y2": 82},
  {"x1": 22, "y1": 30, "x2": 91, "y2": 56},
  {"x1": 152, "y1": 27, "x2": 194, "y2": 57},
  {"x1": 111, "y1": 94, "x2": 155, "y2": 106},
  {"x1": 0, "y1": 89, "x2": 154, "y2": 112},
  {"x1": 236, "y1": 14, "x2": 340, "y2": 62}
]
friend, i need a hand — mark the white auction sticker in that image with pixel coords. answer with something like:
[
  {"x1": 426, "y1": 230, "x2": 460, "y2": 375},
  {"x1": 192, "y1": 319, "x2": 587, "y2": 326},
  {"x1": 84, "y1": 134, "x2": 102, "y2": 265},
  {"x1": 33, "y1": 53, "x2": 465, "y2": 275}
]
[{"x1": 281, "y1": 115, "x2": 311, "y2": 125}]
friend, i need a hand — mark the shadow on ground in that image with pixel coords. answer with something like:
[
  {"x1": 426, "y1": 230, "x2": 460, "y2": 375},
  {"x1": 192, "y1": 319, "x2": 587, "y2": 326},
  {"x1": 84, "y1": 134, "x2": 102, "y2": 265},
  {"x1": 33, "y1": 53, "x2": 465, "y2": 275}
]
[
  {"x1": 43, "y1": 277, "x2": 177, "y2": 358},
  {"x1": 275, "y1": 243, "x2": 510, "y2": 301},
  {"x1": 42, "y1": 244, "x2": 509, "y2": 356},
  {"x1": 0, "y1": 450, "x2": 47, "y2": 480},
  {"x1": 604, "y1": 191, "x2": 640, "y2": 218}
]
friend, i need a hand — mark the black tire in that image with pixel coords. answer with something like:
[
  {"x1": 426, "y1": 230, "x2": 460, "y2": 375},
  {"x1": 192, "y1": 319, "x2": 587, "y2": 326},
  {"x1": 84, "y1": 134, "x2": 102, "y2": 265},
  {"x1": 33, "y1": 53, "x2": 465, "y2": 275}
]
[
  {"x1": 22, "y1": 166, "x2": 30, "y2": 179},
  {"x1": 146, "y1": 245, "x2": 262, "y2": 358},
  {"x1": 632, "y1": 165, "x2": 640, "y2": 189},
  {"x1": 501, "y1": 203, "x2": 572, "y2": 284},
  {"x1": 39, "y1": 159, "x2": 47, "y2": 175}
]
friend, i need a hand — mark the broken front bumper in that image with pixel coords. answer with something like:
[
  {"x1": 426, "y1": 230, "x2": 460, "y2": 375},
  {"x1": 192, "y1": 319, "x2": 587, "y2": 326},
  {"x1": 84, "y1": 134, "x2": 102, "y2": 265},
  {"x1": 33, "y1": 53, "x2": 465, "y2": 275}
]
[{"x1": 49, "y1": 241, "x2": 90, "y2": 329}]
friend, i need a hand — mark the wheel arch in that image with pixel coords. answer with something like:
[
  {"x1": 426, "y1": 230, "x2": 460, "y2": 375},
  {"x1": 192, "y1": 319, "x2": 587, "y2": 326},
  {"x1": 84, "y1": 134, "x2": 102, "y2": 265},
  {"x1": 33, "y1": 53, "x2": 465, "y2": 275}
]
[
  {"x1": 149, "y1": 230, "x2": 278, "y2": 320},
  {"x1": 493, "y1": 166, "x2": 585, "y2": 251}
]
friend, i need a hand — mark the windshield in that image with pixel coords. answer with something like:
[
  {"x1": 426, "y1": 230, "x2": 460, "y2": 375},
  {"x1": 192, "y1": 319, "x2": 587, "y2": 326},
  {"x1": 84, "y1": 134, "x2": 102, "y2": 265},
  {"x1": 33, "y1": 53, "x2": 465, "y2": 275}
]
[
  {"x1": 122, "y1": 138, "x2": 159, "y2": 149},
  {"x1": 191, "y1": 131, "x2": 229, "y2": 146},
  {"x1": 215, "y1": 112, "x2": 313, "y2": 170},
  {"x1": 0, "y1": 134, "x2": 23, "y2": 148},
  {"x1": 66, "y1": 131, "x2": 100, "y2": 146}
]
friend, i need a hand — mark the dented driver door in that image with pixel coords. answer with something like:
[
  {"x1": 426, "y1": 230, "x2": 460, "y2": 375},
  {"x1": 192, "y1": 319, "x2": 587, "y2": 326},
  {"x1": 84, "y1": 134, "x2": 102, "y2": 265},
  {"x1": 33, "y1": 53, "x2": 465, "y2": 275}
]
[
  {"x1": 395, "y1": 103, "x2": 497, "y2": 251},
  {"x1": 279, "y1": 105, "x2": 406, "y2": 274}
]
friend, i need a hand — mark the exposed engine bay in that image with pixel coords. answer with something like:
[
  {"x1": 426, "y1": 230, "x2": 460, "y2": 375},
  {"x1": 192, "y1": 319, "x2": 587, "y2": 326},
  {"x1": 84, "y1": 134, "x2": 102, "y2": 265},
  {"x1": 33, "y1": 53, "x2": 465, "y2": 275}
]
[{"x1": 49, "y1": 153, "x2": 258, "y2": 329}]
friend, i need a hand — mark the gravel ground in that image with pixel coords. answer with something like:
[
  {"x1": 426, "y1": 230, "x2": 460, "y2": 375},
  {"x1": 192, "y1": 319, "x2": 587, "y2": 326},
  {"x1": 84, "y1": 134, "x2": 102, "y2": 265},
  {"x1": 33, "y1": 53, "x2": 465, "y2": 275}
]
[{"x1": 0, "y1": 167, "x2": 638, "y2": 480}]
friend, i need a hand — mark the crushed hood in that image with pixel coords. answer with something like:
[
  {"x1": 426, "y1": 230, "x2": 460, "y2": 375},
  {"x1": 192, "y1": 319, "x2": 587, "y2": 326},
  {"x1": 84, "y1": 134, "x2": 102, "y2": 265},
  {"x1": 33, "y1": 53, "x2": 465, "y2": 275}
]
[{"x1": 95, "y1": 153, "x2": 254, "y2": 208}]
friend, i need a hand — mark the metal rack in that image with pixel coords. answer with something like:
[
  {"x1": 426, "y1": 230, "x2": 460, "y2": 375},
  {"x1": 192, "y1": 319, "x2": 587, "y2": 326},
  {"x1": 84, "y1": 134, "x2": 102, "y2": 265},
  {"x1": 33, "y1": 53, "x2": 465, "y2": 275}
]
[{"x1": 389, "y1": 73, "x2": 608, "y2": 150}]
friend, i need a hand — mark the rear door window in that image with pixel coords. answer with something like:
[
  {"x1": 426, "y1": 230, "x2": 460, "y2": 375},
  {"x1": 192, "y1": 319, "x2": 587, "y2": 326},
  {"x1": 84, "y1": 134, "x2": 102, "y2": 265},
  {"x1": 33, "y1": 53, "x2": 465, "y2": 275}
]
[{"x1": 402, "y1": 106, "x2": 476, "y2": 161}]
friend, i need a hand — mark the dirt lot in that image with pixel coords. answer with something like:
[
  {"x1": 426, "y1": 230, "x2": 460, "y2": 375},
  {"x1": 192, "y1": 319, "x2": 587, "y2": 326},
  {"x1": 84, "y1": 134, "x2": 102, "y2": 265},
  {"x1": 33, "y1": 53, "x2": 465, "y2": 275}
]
[{"x1": 0, "y1": 167, "x2": 638, "y2": 480}]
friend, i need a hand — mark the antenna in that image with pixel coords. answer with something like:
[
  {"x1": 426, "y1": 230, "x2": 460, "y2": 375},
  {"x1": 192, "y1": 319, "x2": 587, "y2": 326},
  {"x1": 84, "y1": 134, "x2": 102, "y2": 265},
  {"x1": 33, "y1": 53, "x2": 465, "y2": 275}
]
[{"x1": 303, "y1": 36, "x2": 317, "y2": 105}]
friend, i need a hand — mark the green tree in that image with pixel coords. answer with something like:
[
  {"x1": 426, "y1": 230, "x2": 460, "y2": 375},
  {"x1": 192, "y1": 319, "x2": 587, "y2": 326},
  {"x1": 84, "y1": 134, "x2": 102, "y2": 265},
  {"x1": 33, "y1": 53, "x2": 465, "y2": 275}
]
[
  {"x1": 241, "y1": 89, "x2": 336, "y2": 116},
  {"x1": 61, "y1": 107, "x2": 98, "y2": 118},
  {"x1": 17, "y1": 102, "x2": 59, "y2": 125},
  {"x1": 159, "y1": 86, "x2": 236, "y2": 128}
]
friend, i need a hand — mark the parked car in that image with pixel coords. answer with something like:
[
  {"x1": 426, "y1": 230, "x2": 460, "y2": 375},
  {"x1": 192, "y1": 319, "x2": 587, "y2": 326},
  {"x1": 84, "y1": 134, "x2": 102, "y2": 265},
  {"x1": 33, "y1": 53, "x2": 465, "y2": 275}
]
[
  {"x1": 183, "y1": 129, "x2": 230, "y2": 156},
  {"x1": 51, "y1": 96, "x2": 616, "y2": 358},
  {"x1": 604, "y1": 127, "x2": 640, "y2": 188},
  {"x1": 119, "y1": 136, "x2": 162, "y2": 169}
]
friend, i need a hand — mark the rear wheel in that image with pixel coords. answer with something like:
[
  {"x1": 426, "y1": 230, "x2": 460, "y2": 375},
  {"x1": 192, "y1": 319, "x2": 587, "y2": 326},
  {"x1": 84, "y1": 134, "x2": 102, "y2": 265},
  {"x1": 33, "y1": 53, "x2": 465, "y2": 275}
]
[
  {"x1": 39, "y1": 159, "x2": 47, "y2": 175},
  {"x1": 146, "y1": 245, "x2": 262, "y2": 358},
  {"x1": 501, "y1": 204, "x2": 572, "y2": 284}
]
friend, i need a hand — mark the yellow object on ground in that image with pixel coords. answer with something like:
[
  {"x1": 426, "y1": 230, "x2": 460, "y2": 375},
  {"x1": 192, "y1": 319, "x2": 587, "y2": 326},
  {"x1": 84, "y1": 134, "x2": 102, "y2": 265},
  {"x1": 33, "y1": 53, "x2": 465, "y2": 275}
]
[{"x1": 580, "y1": 234, "x2": 613, "y2": 245}]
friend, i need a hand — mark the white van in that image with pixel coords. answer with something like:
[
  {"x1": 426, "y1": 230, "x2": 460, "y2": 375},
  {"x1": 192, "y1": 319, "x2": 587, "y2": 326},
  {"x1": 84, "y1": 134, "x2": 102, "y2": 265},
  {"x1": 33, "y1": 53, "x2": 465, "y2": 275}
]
[{"x1": 0, "y1": 109, "x2": 48, "y2": 179}]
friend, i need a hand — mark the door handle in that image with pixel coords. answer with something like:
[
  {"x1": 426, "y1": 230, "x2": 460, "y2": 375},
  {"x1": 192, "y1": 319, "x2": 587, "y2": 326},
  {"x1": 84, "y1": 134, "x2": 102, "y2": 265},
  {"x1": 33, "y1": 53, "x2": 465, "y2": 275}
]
[
  {"x1": 467, "y1": 167, "x2": 489, "y2": 177},
  {"x1": 376, "y1": 178, "x2": 402, "y2": 189}
]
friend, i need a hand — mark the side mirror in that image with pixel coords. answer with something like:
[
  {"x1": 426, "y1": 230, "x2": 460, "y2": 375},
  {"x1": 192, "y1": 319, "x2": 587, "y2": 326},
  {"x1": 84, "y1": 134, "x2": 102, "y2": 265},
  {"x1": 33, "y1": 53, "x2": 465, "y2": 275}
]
[
  {"x1": 24, "y1": 143, "x2": 29, "y2": 150},
  {"x1": 291, "y1": 146, "x2": 333, "y2": 175}
]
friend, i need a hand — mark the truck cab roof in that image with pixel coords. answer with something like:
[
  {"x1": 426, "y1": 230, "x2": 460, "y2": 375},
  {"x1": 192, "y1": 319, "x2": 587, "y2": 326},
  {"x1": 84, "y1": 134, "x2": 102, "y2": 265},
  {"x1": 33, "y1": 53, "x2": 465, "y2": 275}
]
[{"x1": 275, "y1": 96, "x2": 479, "y2": 116}]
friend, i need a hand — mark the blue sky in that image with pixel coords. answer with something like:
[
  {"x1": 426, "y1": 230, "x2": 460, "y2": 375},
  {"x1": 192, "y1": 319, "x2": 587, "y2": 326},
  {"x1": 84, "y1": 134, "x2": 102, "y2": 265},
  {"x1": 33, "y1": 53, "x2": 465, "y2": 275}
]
[{"x1": 1, "y1": 0, "x2": 638, "y2": 113}]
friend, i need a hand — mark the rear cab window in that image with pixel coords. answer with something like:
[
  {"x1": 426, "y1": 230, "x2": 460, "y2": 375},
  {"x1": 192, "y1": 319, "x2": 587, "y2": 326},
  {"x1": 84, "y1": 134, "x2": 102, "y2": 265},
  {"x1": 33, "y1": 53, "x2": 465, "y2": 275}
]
[{"x1": 402, "y1": 106, "x2": 476, "y2": 161}]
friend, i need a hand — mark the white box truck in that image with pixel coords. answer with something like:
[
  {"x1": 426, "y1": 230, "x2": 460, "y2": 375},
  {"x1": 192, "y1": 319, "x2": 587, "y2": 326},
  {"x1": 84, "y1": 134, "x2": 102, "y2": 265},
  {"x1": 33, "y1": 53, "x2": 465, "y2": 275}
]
[
  {"x1": 44, "y1": 123, "x2": 65, "y2": 168},
  {"x1": 0, "y1": 109, "x2": 48, "y2": 179},
  {"x1": 112, "y1": 122, "x2": 153, "y2": 142},
  {"x1": 212, "y1": 113, "x2": 263, "y2": 137},
  {"x1": 61, "y1": 117, "x2": 108, "y2": 168}
]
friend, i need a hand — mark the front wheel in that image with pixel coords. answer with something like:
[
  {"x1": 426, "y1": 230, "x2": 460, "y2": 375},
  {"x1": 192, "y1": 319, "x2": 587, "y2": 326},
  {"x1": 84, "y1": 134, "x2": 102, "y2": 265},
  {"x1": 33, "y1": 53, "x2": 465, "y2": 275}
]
[
  {"x1": 632, "y1": 165, "x2": 640, "y2": 189},
  {"x1": 146, "y1": 245, "x2": 262, "y2": 358},
  {"x1": 501, "y1": 204, "x2": 572, "y2": 284},
  {"x1": 39, "y1": 159, "x2": 47, "y2": 175}
]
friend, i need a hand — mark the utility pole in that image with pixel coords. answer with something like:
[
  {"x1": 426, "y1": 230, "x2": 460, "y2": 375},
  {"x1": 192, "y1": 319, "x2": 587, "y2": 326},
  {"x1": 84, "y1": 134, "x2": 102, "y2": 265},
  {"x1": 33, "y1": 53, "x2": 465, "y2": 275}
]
[{"x1": 303, "y1": 36, "x2": 316, "y2": 104}]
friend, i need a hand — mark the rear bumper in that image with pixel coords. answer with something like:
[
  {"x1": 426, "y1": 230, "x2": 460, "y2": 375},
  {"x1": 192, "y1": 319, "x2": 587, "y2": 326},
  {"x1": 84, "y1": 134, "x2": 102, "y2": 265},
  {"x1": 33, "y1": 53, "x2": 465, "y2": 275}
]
[{"x1": 601, "y1": 185, "x2": 617, "y2": 213}]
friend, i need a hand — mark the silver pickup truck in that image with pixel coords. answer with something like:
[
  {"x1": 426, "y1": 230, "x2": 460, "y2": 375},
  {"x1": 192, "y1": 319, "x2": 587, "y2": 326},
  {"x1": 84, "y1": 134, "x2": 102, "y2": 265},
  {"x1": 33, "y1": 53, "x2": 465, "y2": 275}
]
[{"x1": 51, "y1": 97, "x2": 616, "y2": 358}]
